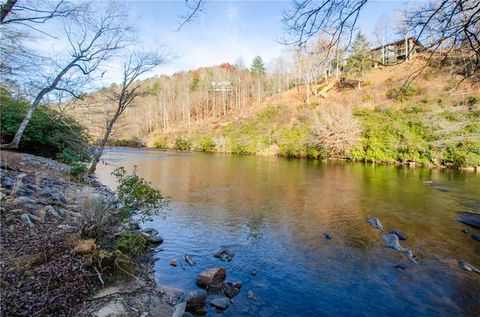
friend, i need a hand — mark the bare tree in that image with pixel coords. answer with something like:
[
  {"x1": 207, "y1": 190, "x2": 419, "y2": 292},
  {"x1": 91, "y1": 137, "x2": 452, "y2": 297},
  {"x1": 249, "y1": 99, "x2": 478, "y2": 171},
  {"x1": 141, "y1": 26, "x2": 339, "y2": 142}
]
[
  {"x1": 88, "y1": 52, "x2": 164, "y2": 174},
  {"x1": 1, "y1": 2, "x2": 131, "y2": 149},
  {"x1": 1, "y1": 0, "x2": 77, "y2": 25}
]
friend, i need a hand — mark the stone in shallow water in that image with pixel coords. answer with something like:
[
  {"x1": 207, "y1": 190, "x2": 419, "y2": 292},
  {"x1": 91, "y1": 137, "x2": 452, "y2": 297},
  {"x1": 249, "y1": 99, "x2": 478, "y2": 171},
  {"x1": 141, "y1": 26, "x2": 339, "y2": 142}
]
[
  {"x1": 458, "y1": 260, "x2": 480, "y2": 273},
  {"x1": 324, "y1": 233, "x2": 332, "y2": 240},
  {"x1": 210, "y1": 297, "x2": 231, "y2": 311},
  {"x1": 247, "y1": 290, "x2": 256, "y2": 301},
  {"x1": 367, "y1": 217, "x2": 384, "y2": 232},
  {"x1": 196, "y1": 268, "x2": 226, "y2": 288},
  {"x1": 389, "y1": 229, "x2": 407, "y2": 240},
  {"x1": 383, "y1": 234, "x2": 414, "y2": 259},
  {"x1": 214, "y1": 248, "x2": 235, "y2": 261},
  {"x1": 222, "y1": 281, "x2": 241, "y2": 298},
  {"x1": 457, "y1": 213, "x2": 480, "y2": 229}
]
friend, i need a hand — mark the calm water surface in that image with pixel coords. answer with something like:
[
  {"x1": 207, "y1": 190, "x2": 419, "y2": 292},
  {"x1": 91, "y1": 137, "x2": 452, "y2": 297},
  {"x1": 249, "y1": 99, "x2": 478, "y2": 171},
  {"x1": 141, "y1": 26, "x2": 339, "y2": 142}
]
[{"x1": 96, "y1": 147, "x2": 480, "y2": 317}]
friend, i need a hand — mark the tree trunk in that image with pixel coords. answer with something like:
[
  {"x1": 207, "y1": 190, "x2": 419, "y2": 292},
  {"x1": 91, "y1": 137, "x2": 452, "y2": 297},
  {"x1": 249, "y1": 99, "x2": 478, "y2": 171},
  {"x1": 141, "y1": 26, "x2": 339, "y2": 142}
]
[
  {"x1": 1, "y1": 59, "x2": 76, "y2": 149},
  {"x1": 0, "y1": 0, "x2": 17, "y2": 23}
]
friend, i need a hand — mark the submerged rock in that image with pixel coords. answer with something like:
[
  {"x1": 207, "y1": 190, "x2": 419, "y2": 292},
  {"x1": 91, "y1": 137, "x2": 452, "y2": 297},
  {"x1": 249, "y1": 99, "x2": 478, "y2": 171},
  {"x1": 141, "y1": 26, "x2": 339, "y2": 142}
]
[
  {"x1": 247, "y1": 290, "x2": 256, "y2": 301},
  {"x1": 367, "y1": 217, "x2": 384, "y2": 232},
  {"x1": 196, "y1": 268, "x2": 226, "y2": 288},
  {"x1": 222, "y1": 281, "x2": 241, "y2": 298},
  {"x1": 214, "y1": 248, "x2": 235, "y2": 262},
  {"x1": 389, "y1": 229, "x2": 407, "y2": 240},
  {"x1": 458, "y1": 260, "x2": 480, "y2": 273},
  {"x1": 457, "y1": 213, "x2": 480, "y2": 229},
  {"x1": 210, "y1": 297, "x2": 231, "y2": 311},
  {"x1": 185, "y1": 290, "x2": 207, "y2": 315},
  {"x1": 383, "y1": 234, "x2": 414, "y2": 259}
]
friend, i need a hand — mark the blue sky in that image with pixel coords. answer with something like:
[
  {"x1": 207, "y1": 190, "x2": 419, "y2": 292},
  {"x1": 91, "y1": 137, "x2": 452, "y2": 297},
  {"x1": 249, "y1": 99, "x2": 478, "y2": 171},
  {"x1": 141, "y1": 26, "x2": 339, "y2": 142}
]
[{"x1": 125, "y1": 0, "x2": 407, "y2": 79}]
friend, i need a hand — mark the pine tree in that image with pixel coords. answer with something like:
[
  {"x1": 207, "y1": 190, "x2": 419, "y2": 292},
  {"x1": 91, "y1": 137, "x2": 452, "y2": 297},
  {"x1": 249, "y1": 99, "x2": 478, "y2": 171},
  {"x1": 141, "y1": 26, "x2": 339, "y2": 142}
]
[
  {"x1": 347, "y1": 32, "x2": 371, "y2": 88},
  {"x1": 250, "y1": 56, "x2": 266, "y2": 76}
]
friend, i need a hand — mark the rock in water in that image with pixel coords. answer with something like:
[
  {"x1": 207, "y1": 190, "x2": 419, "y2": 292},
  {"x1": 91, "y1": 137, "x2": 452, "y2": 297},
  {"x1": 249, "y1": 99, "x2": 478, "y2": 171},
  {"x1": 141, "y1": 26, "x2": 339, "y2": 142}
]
[
  {"x1": 222, "y1": 282, "x2": 241, "y2": 298},
  {"x1": 184, "y1": 254, "x2": 195, "y2": 266},
  {"x1": 458, "y1": 260, "x2": 480, "y2": 273},
  {"x1": 457, "y1": 213, "x2": 480, "y2": 229},
  {"x1": 367, "y1": 217, "x2": 384, "y2": 232},
  {"x1": 170, "y1": 259, "x2": 178, "y2": 267},
  {"x1": 389, "y1": 229, "x2": 407, "y2": 240},
  {"x1": 383, "y1": 234, "x2": 414, "y2": 259},
  {"x1": 214, "y1": 248, "x2": 235, "y2": 261},
  {"x1": 324, "y1": 233, "x2": 332, "y2": 240},
  {"x1": 185, "y1": 290, "x2": 207, "y2": 315},
  {"x1": 140, "y1": 231, "x2": 163, "y2": 244},
  {"x1": 471, "y1": 233, "x2": 480, "y2": 241},
  {"x1": 247, "y1": 290, "x2": 256, "y2": 301},
  {"x1": 210, "y1": 297, "x2": 231, "y2": 311},
  {"x1": 196, "y1": 268, "x2": 226, "y2": 288},
  {"x1": 143, "y1": 228, "x2": 159, "y2": 236}
]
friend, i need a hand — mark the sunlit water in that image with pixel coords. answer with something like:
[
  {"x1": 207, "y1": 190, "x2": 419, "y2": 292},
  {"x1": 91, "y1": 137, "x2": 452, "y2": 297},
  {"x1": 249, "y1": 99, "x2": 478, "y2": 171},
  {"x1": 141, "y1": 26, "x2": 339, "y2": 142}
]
[{"x1": 96, "y1": 147, "x2": 480, "y2": 317}]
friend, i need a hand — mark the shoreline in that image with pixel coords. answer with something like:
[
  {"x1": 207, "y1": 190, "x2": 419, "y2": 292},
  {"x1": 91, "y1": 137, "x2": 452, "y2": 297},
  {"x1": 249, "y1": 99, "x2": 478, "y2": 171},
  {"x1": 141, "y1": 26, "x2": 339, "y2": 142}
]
[
  {"x1": 0, "y1": 150, "x2": 174, "y2": 316},
  {"x1": 105, "y1": 144, "x2": 480, "y2": 172}
]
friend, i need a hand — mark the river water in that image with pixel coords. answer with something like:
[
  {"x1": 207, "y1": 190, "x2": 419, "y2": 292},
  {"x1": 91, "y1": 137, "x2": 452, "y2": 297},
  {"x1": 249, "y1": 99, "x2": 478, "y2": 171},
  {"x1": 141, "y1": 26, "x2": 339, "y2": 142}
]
[{"x1": 96, "y1": 147, "x2": 480, "y2": 317}]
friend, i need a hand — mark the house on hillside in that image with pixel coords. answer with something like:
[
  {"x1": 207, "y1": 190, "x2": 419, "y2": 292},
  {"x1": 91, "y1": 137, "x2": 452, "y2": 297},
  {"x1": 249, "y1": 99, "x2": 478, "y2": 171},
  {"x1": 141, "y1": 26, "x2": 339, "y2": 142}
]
[{"x1": 369, "y1": 37, "x2": 424, "y2": 67}]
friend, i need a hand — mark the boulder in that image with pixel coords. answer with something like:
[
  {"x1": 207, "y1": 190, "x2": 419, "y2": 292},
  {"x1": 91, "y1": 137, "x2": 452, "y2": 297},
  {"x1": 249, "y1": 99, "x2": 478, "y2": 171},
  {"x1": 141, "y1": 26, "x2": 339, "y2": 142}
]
[
  {"x1": 251, "y1": 270, "x2": 257, "y2": 276},
  {"x1": 367, "y1": 217, "x2": 384, "y2": 232},
  {"x1": 457, "y1": 213, "x2": 480, "y2": 229},
  {"x1": 383, "y1": 234, "x2": 414, "y2": 259},
  {"x1": 210, "y1": 297, "x2": 231, "y2": 311},
  {"x1": 196, "y1": 268, "x2": 226, "y2": 288},
  {"x1": 170, "y1": 259, "x2": 178, "y2": 267},
  {"x1": 185, "y1": 290, "x2": 208, "y2": 314},
  {"x1": 143, "y1": 228, "x2": 159, "y2": 236},
  {"x1": 389, "y1": 229, "x2": 407, "y2": 240},
  {"x1": 324, "y1": 233, "x2": 332, "y2": 240},
  {"x1": 140, "y1": 231, "x2": 163, "y2": 244},
  {"x1": 214, "y1": 248, "x2": 235, "y2": 261}
]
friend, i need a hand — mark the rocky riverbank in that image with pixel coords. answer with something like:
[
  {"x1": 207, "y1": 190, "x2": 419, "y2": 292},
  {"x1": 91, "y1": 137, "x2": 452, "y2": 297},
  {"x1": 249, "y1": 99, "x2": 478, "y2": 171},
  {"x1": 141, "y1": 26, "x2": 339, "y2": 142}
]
[{"x1": 0, "y1": 151, "x2": 174, "y2": 316}]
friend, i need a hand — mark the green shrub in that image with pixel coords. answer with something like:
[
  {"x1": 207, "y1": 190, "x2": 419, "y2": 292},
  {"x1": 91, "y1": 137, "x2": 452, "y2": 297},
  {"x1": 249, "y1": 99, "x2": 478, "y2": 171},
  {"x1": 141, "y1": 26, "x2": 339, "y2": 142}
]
[
  {"x1": 115, "y1": 232, "x2": 146, "y2": 257},
  {"x1": 152, "y1": 138, "x2": 168, "y2": 148},
  {"x1": 174, "y1": 137, "x2": 191, "y2": 150},
  {"x1": 386, "y1": 84, "x2": 422, "y2": 101},
  {"x1": 112, "y1": 166, "x2": 169, "y2": 222},
  {"x1": 0, "y1": 89, "x2": 91, "y2": 162},
  {"x1": 196, "y1": 136, "x2": 215, "y2": 151}
]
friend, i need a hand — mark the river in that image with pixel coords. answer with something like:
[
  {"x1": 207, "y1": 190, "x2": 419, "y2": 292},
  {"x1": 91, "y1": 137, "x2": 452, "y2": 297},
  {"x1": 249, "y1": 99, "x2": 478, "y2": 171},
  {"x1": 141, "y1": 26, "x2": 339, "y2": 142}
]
[{"x1": 96, "y1": 147, "x2": 480, "y2": 317}]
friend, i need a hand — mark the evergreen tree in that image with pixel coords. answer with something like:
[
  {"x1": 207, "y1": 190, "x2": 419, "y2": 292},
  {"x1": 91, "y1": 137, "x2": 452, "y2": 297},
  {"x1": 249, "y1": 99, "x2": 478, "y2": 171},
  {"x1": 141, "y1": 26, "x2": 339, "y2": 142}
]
[
  {"x1": 347, "y1": 32, "x2": 371, "y2": 88},
  {"x1": 250, "y1": 55, "x2": 266, "y2": 76}
]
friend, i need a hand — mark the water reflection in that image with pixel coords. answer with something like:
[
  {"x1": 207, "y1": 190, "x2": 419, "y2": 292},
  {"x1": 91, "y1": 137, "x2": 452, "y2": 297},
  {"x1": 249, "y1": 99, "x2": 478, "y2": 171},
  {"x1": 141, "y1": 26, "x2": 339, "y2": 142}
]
[{"x1": 96, "y1": 148, "x2": 480, "y2": 317}]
